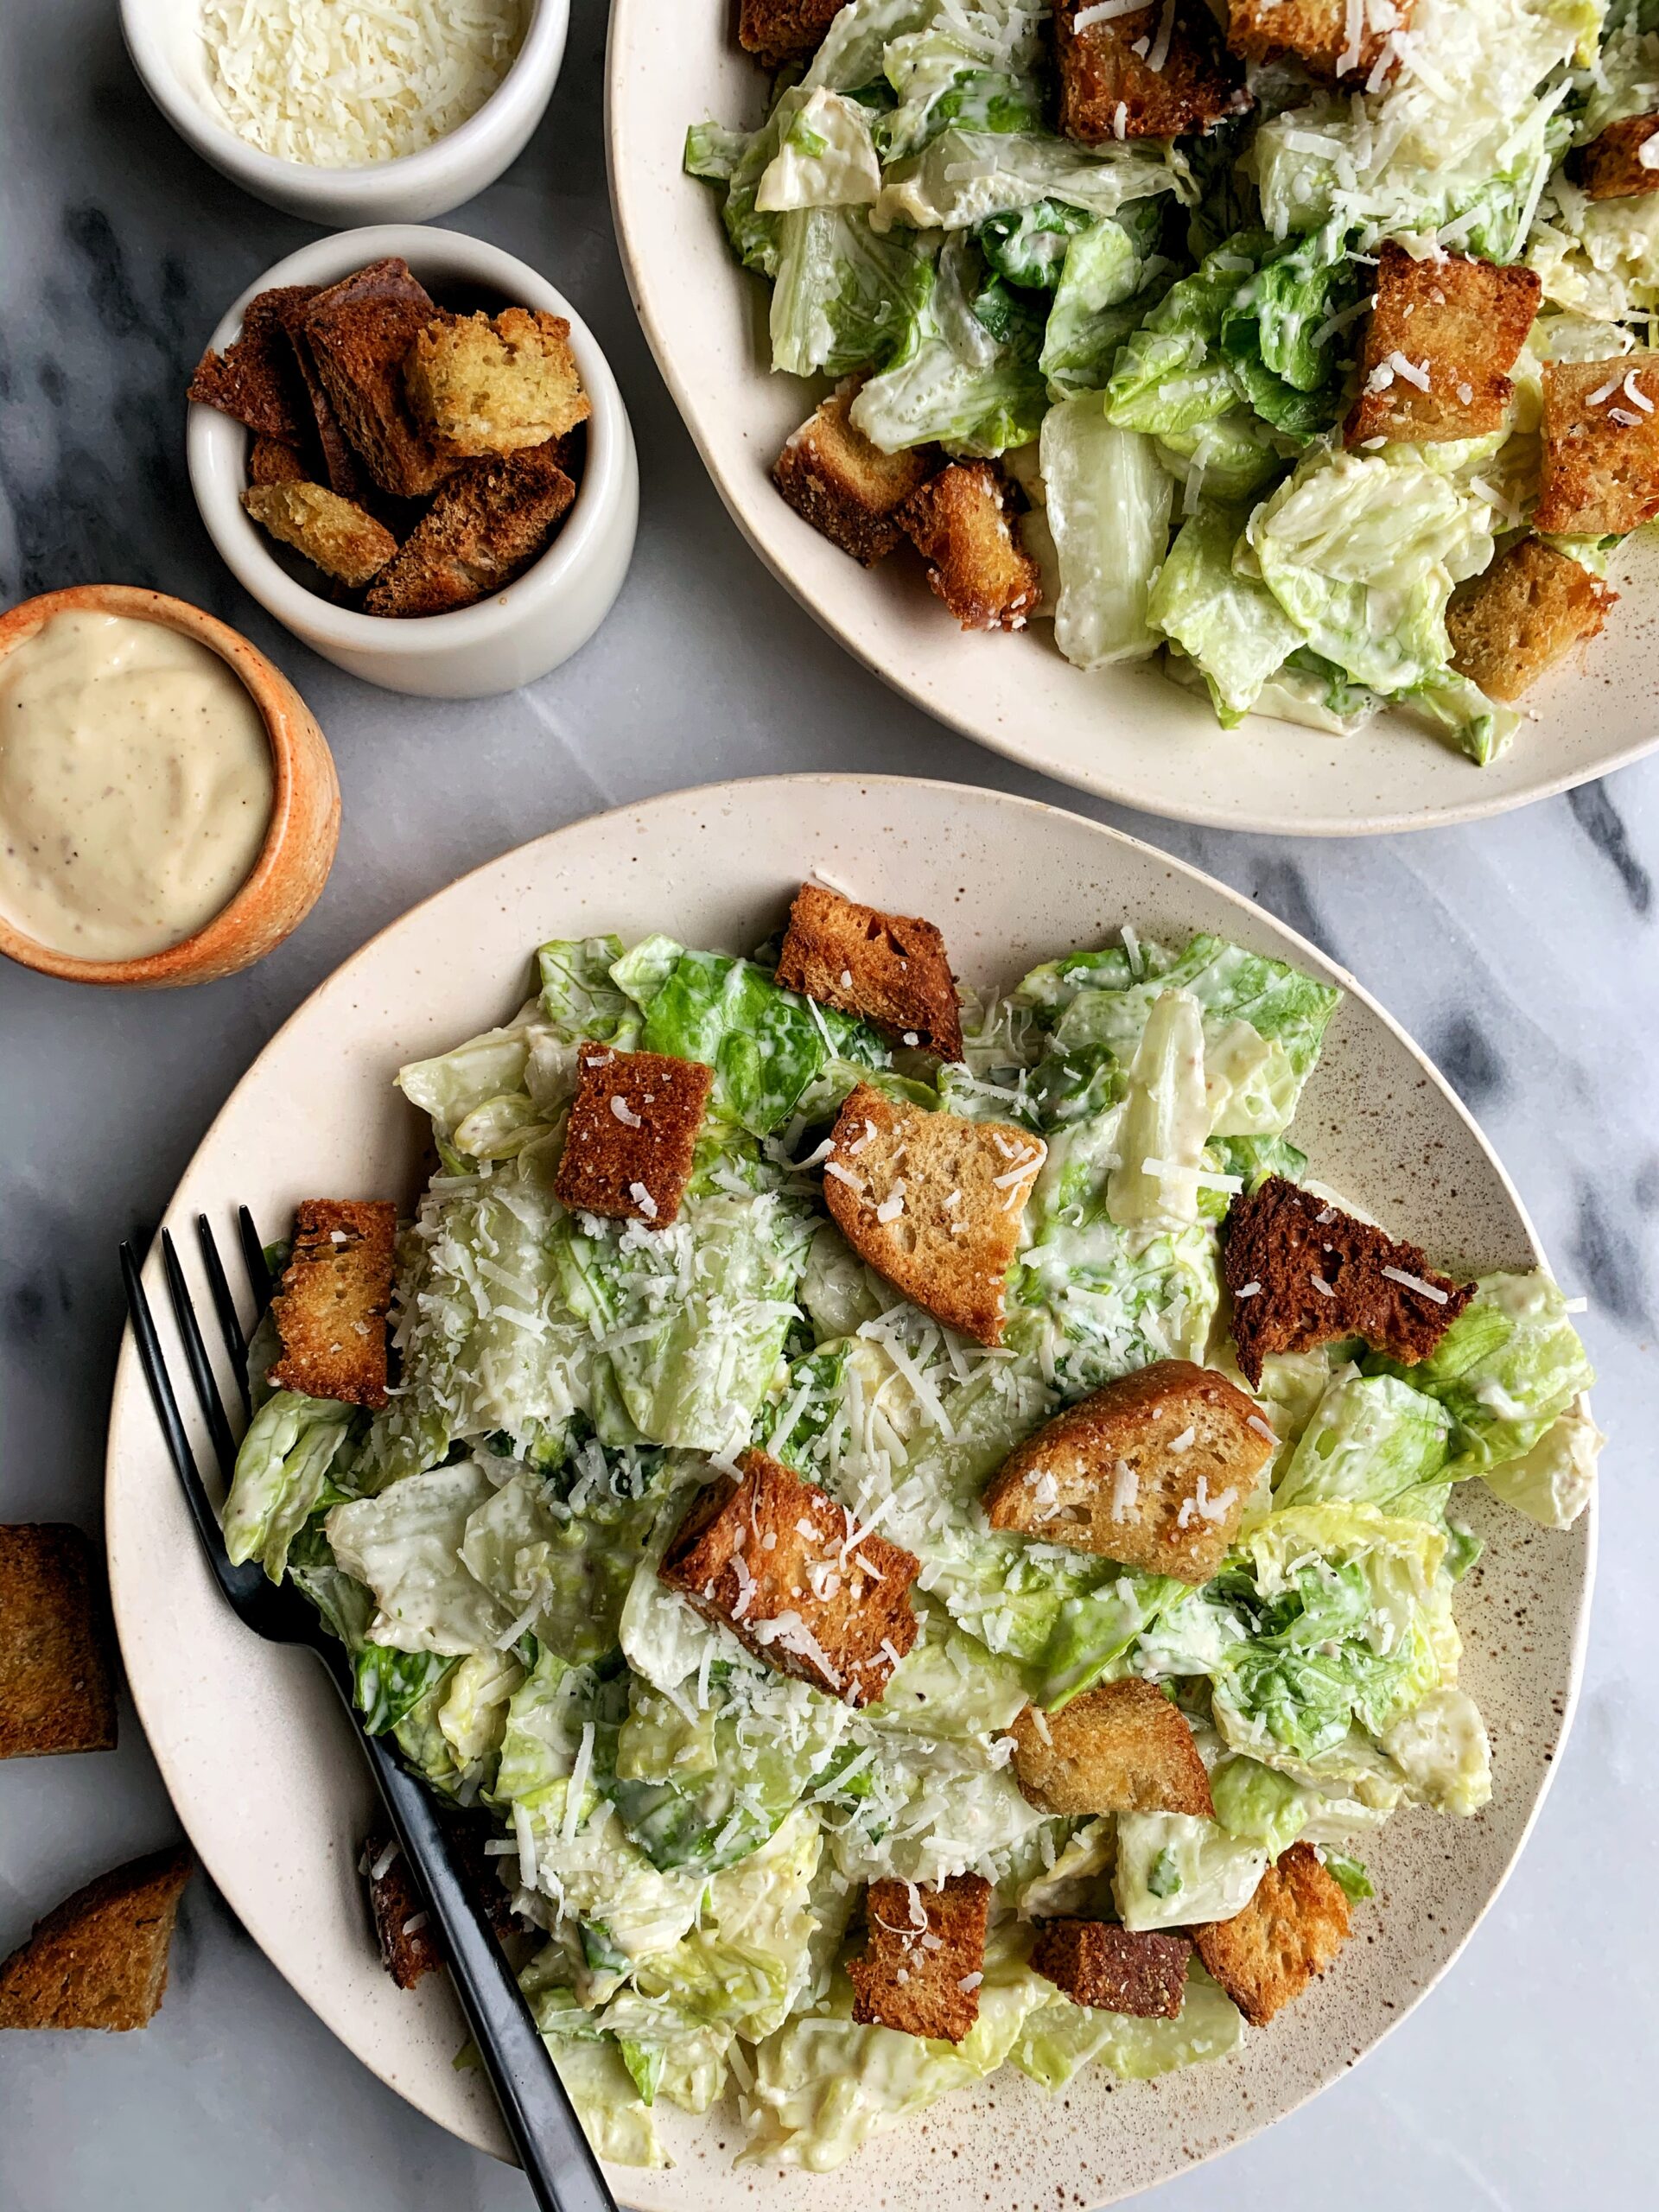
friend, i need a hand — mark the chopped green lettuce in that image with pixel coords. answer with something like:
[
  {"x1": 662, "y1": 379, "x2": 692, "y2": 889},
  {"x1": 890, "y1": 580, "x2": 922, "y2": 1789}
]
[
  {"x1": 221, "y1": 1390, "x2": 356, "y2": 1582},
  {"x1": 1010, "y1": 1963, "x2": 1243, "y2": 2088},
  {"x1": 1369, "y1": 1273, "x2": 1595, "y2": 1477}
]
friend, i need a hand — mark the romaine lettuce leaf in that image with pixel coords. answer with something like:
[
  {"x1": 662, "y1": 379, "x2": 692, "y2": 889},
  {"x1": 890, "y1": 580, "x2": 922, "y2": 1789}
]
[
  {"x1": 850, "y1": 241, "x2": 1049, "y2": 453},
  {"x1": 1381, "y1": 1684, "x2": 1492, "y2": 1815},
  {"x1": 757, "y1": 89, "x2": 883, "y2": 211},
  {"x1": 327, "y1": 1461, "x2": 512, "y2": 1656},
  {"x1": 1115, "y1": 1810, "x2": 1268, "y2": 1930},
  {"x1": 1149, "y1": 509, "x2": 1305, "y2": 724},
  {"x1": 1040, "y1": 398, "x2": 1173, "y2": 669},
  {"x1": 1368, "y1": 1272, "x2": 1595, "y2": 1476},
  {"x1": 1479, "y1": 1392, "x2": 1603, "y2": 1528},
  {"x1": 1274, "y1": 1370, "x2": 1454, "y2": 1512},
  {"x1": 1010, "y1": 1962, "x2": 1243, "y2": 2088},
  {"x1": 1245, "y1": 448, "x2": 1497, "y2": 696},
  {"x1": 222, "y1": 1390, "x2": 355, "y2": 1582},
  {"x1": 741, "y1": 1925, "x2": 1049, "y2": 2171}
]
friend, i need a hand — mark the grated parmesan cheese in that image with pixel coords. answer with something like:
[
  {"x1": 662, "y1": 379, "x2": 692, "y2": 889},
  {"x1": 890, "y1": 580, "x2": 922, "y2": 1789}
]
[{"x1": 202, "y1": 0, "x2": 527, "y2": 170}]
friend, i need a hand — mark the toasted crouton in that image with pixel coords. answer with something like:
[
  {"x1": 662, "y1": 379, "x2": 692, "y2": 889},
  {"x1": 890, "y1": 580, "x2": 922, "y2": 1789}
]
[
  {"x1": 0, "y1": 1524, "x2": 117, "y2": 1759},
  {"x1": 659, "y1": 1449, "x2": 921, "y2": 1704},
  {"x1": 188, "y1": 284, "x2": 319, "y2": 444},
  {"x1": 899, "y1": 462, "x2": 1043, "y2": 632},
  {"x1": 776, "y1": 881, "x2": 963, "y2": 1059},
  {"x1": 822, "y1": 1083, "x2": 1046, "y2": 1346},
  {"x1": 248, "y1": 435, "x2": 308, "y2": 486},
  {"x1": 298, "y1": 259, "x2": 454, "y2": 499},
  {"x1": 1055, "y1": 0, "x2": 1252, "y2": 144},
  {"x1": 1535, "y1": 353, "x2": 1659, "y2": 535},
  {"x1": 1192, "y1": 1840, "x2": 1351, "y2": 2027},
  {"x1": 982, "y1": 1359, "x2": 1271, "y2": 1583},
  {"x1": 551, "y1": 1045, "x2": 714, "y2": 1228},
  {"x1": 849, "y1": 1873, "x2": 991, "y2": 2042},
  {"x1": 361, "y1": 445, "x2": 576, "y2": 617},
  {"x1": 774, "y1": 380, "x2": 938, "y2": 567},
  {"x1": 738, "y1": 0, "x2": 844, "y2": 67},
  {"x1": 242, "y1": 481, "x2": 399, "y2": 588},
  {"x1": 1573, "y1": 115, "x2": 1659, "y2": 201},
  {"x1": 268, "y1": 1198, "x2": 397, "y2": 1408},
  {"x1": 362, "y1": 1832, "x2": 441, "y2": 1991},
  {"x1": 1031, "y1": 1919, "x2": 1192, "y2": 2018},
  {"x1": 1222, "y1": 1177, "x2": 1472, "y2": 1388},
  {"x1": 1344, "y1": 243, "x2": 1540, "y2": 447},
  {"x1": 1447, "y1": 537, "x2": 1616, "y2": 701},
  {"x1": 0, "y1": 1846, "x2": 192, "y2": 2030},
  {"x1": 1010, "y1": 1680, "x2": 1214, "y2": 1818},
  {"x1": 405, "y1": 308, "x2": 592, "y2": 459},
  {"x1": 1225, "y1": 0, "x2": 1412, "y2": 83}
]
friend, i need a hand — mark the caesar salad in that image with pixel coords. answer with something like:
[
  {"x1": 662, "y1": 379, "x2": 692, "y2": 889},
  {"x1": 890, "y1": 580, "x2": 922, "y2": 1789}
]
[
  {"x1": 687, "y1": 0, "x2": 1659, "y2": 760},
  {"x1": 221, "y1": 877, "x2": 1601, "y2": 2172}
]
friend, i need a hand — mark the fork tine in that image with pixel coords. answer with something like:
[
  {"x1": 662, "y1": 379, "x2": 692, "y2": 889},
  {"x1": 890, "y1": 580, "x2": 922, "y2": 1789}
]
[
  {"x1": 197, "y1": 1216, "x2": 251, "y2": 1419},
  {"x1": 121, "y1": 1243, "x2": 240, "y2": 1587},
  {"x1": 238, "y1": 1205, "x2": 273, "y2": 1319},
  {"x1": 161, "y1": 1229, "x2": 239, "y2": 1484}
]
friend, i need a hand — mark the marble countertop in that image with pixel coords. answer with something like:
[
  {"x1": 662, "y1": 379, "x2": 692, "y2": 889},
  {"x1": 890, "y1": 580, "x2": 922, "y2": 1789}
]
[{"x1": 2, "y1": 5, "x2": 1655, "y2": 2209}]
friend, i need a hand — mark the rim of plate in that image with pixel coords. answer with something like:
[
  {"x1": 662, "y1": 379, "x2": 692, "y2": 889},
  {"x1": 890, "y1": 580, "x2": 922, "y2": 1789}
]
[
  {"x1": 604, "y1": 11, "x2": 1659, "y2": 837},
  {"x1": 105, "y1": 775, "x2": 1597, "y2": 2204}
]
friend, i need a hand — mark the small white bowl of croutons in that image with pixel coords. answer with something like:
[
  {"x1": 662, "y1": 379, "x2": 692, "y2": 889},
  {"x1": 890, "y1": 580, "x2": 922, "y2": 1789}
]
[{"x1": 186, "y1": 225, "x2": 638, "y2": 698}]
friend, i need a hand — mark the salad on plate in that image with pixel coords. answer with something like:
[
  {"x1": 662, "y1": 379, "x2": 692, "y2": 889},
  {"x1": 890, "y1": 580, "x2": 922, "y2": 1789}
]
[
  {"x1": 221, "y1": 875, "x2": 1600, "y2": 2172},
  {"x1": 686, "y1": 0, "x2": 1659, "y2": 760}
]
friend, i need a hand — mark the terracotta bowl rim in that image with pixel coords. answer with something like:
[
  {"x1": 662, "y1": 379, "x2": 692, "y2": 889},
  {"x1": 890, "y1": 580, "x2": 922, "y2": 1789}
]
[{"x1": 0, "y1": 582, "x2": 329, "y2": 986}]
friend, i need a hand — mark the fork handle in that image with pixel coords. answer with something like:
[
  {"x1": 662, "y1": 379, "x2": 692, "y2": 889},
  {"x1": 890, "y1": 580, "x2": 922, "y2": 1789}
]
[{"x1": 322, "y1": 1662, "x2": 617, "y2": 2212}]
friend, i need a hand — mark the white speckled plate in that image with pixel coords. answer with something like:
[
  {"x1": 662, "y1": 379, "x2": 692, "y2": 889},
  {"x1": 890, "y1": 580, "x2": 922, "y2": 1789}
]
[
  {"x1": 106, "y1": 777, "x2": 1594, "y2": 2206},
  {"x1": 605, "y1": 10, "x2": 1659, "y2": 836}
]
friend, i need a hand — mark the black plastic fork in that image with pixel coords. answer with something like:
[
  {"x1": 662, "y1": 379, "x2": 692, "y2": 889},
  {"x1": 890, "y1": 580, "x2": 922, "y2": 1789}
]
[{"x1": 120, "y1": 1211, "x2": 616, "y2": 2212}]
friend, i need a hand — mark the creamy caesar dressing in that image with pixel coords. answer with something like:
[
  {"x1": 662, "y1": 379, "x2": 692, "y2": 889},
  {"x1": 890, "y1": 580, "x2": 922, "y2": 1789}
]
[{"x1": 0, "y1": 610, "x2": 275, "y2": 962}]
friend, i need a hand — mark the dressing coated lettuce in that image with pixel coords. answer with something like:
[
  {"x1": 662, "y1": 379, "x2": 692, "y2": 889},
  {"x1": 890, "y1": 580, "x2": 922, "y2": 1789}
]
[{"x1": 222, "y1": 1390, "x2": 356, "y2": 1581}]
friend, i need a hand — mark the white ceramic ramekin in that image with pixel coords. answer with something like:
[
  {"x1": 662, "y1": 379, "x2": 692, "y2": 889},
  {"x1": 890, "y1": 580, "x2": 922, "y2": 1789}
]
[
  {"x1": 187, "y1": 225, "x2": 639, "y2": 700},
  {"x1": 120, "y1": 0, "x2": 569, "y2": 227}
]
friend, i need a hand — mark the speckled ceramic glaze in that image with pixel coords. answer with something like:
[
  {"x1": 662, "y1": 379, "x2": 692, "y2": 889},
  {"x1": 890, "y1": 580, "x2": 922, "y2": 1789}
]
[
  {"x1": 105, "y1": 778, "x2": 1594, "y2": 2207},
  {"x1": 606, "y1": 11, "x2": 1659, "y2": 838}
]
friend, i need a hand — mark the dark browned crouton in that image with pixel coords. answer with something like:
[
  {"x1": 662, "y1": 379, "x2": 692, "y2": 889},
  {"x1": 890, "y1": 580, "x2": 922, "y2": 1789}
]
[
  {"x1": 1192, "y1": 1841, "x2": 1351, "y2": 2027},
  {"x1": 188, "y1": 284, "x2": 319, "y2": 443},
  {"x1": 362, "y1": 1832, "x2": 441, "y2": 1991},
  {"x1": 774, "y1": 381, "x2": 938, "y2": 567},
  {"x1": 1222, "y1": 1176, "x2": 1471, "y2": 1388},
  {"x1": 1447, "y1": 537, "x2": 1616, "y2": 702},
  {"x1": 0, "y1": 1846, "x2": 192, "y2": 2030},
  {"x1": 247, "y1": 435, "x2": 308, "y2": 487},
  {"x1": 822, "y1": 1083, "x2": 1046, "y2": 1347},
  {"x1": 738, "y1": 0, "x2": 845, "y2": 67},
  {"x1": 1573, "y1": 115, "x2": 1659, "y2": 200},
  {"x1": 405, "y1": 308, "x2": 592, "y2": 459},
  {"x1": 242, "y1": 482, "x2": 399, "y2": 588},
  {"x1": 659, "y1": 1449, "x2": 921, "y2": 1705},
  {"x1": 551, "y1": 1045, "x2": 714, "y2": 1229},
  {"x1": 299, "y1": 259, "x2": 454, "y2": 499},
  {"x1": 0, "y1": 1524, "x2": 118, "y2": 1760},
  {"x1": 982, "y1": 1359, "x2": 1271, "y2": 1583},
  {"x1": 849, "y1": 1873, "x2": 992, "y2": 2043},
  {"x1": 1031, "y1": 1920, "x2": 1192, "y2": 2018},
  {"x1": 1535, "y1": 354, "x2": 1659, "y2": 535},
  {"x1": 776, "y1": 881, "x2": 963, "y2": 1060},
  {"x1": 268, "y1": 1198, "x2": 397, "y2": 1408},
  {"x1": 1055, "y1": 0, "x2": 1252, "y2": 145},
  {"x1": 899, "y1": 462, "x2": 1043, "y2": 632},
  {"x1": 1344, "y1": 243, "x2": 1541, "y2": 447},
  {"x1": 1010, "y1": 1680, "x2": 1214, "y2": 1819},
  {"x1": 362, "y1": 446, "x2": 576, "y2": 617},
  {"x1": 1225, "y1": 0, "x2": 1414, "y2": 84},
  {"x1": 276, "y1": 289, "x2": 374, "y2": 504}
]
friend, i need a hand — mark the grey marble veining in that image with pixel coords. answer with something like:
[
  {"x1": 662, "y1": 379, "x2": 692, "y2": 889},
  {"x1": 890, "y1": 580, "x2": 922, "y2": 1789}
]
[{"x1": 1, "y1": 4, "x2": 1656, "y2": 2208}]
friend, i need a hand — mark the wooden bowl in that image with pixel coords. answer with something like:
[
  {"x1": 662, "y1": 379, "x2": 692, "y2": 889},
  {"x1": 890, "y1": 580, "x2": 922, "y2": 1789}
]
[{"x1": 0, "y1": 584, "x2": 340, "y2": 988}]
